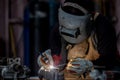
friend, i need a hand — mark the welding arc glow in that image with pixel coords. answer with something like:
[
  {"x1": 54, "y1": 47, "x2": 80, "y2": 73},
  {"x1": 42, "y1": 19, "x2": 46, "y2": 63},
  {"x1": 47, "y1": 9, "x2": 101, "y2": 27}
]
[
  {"x1": 49, "y1": 63, "x2": 67, "y2": 70},
  {"x1": 49, "y1": 65, "x2": 55, "y2": 69}
]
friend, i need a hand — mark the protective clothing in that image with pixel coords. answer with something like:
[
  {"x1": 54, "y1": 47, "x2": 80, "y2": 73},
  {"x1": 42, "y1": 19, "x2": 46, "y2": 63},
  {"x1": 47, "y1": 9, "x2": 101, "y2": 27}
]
[
  {"x1": 67, "y1": 36, "x2": 100, "y2": 61},
  {"x1": 58, "y1": 2, "x2": 92, "y2": 44},
  {"x1": 37, "y1": 49, "x2": 54, "y2": 70},
  {"x1": 65, "y1": 36, "x2": 100, "y2": 79},
  {"x1": 66, "y1": 58, "x2": 93, "y2": 75}
]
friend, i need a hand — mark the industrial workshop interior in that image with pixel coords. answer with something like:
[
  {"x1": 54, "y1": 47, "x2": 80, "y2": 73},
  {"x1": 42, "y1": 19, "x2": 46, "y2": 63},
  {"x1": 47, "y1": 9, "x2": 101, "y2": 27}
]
[{"x1": 0, "y1": 0, "x2": 120, "y2": 80}]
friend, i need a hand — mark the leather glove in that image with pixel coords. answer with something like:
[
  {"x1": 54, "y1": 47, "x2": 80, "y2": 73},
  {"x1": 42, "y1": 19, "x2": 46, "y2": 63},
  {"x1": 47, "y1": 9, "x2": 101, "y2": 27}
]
[
  {"x1": 37, "y1": 49, "x2": 54, "y2": 70},
  {"x1": 66, "y1": 58, "x2": 93, "y2": 75}
]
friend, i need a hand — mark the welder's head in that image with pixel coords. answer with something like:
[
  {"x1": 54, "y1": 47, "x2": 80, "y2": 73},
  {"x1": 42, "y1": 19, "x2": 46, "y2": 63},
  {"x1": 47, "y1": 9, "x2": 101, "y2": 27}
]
[{"x1": 58, "y1": 0, "x2": 95, "y2": 44}]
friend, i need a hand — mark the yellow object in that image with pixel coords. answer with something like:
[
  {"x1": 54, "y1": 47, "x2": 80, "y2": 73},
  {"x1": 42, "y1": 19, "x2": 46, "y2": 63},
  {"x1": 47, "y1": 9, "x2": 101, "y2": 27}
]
[
  {"x1": 9, "y1": 26, "x2": 16, "y2": 57},
  {"x1": 65, "y1": 36, "x2": 100, "y2": 80},
  {"x1": 67, "y1": 36, "x2": 100, "y2": 61}
]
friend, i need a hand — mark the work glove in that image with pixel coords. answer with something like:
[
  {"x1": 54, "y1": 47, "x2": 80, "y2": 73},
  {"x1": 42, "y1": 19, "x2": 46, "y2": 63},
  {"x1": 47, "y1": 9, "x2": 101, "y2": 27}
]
[
  {"x1": 66, "y1": 58, "x2": 93, "y2": 75},
  {"x1": 37, "y1": 49, "x2": 54, "y2": 70}
]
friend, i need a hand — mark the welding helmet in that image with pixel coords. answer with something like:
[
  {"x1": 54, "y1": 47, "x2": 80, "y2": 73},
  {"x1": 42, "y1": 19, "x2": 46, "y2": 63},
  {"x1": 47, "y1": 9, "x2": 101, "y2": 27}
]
[{"x1": 58, "y1": 0, "x2": 94, "y2": 44}]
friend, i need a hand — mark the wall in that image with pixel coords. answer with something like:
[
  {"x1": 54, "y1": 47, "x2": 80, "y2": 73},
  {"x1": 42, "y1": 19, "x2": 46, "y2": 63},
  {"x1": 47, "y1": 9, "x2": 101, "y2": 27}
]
[
  {"x1": 0, "y1": 0, "x2": 28, "y2": 62},
  {"x1": 10, "y1": 0, "x2": 28, "y2": 63}
]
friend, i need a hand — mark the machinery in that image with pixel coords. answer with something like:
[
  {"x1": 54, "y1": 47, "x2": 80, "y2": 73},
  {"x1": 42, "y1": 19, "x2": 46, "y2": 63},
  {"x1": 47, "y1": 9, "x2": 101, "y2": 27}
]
[{"x1": 0, "y1": 57, "x2": 30, "y2": 80}]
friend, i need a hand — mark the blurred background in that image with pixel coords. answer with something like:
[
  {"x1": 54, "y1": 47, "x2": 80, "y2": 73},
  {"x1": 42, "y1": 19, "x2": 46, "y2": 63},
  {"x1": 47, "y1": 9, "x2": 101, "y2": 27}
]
[{"x1": 0, "y1": 0, "x2": 120, "y2": 76}]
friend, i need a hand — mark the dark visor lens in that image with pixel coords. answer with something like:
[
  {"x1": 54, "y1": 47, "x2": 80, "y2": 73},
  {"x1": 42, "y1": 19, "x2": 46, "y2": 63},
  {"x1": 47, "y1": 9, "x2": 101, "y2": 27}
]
[{"x1": 62, "y1": 6, "x2": 85, "y2": 16}]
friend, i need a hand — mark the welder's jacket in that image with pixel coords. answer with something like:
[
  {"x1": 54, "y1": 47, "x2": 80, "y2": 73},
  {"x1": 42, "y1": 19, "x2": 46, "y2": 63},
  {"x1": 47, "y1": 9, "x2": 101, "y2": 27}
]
[{"x1": 64, "y1": 35, "x2": 99, "y2": 80}]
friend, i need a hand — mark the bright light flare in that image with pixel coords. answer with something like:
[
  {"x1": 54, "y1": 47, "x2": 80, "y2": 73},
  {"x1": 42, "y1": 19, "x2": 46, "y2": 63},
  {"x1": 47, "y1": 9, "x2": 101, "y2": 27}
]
[{"x1": 49, "y1": 65, "x2": 55, "y2": 69}]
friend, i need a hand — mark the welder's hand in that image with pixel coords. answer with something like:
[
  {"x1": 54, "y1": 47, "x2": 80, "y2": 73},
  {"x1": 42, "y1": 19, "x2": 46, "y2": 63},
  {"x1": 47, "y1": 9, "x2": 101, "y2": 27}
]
[
  {"x1": 37, "y1": 49, "x2": 54, "y2": 69},
  {"x1": 66, "y1": 58, "x2": 93, "y2": 75}
]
